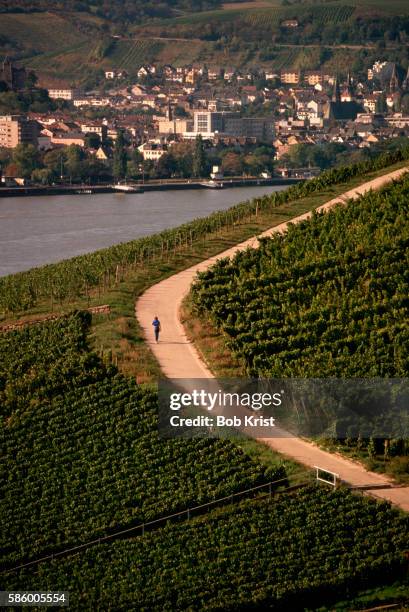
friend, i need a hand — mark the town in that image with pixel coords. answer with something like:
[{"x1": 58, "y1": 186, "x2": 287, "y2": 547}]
[{"x1": 1, "y1": 55, "x2": 409, "y2": 187}]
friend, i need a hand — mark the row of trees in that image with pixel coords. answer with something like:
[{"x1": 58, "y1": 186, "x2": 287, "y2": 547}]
[{"x1": 1, "y1": 144, "x2": 109, "y2": 183}]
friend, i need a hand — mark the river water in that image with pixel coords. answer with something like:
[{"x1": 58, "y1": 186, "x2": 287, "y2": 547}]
[{"x1": 0, "y1": 185, "x2": 286, "y2": 277}]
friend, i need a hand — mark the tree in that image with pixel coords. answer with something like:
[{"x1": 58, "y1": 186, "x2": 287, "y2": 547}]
[
  {"x1": 243, "y1": 154, "x2": 263, "y2": 176},
  {"x1": 113, "y1": 130, "x2": 127, "y2": 180},
  {"x1": 84, "y1": 132, "x2": 101, "y2": 149},
  {"x1": 44, "y1": 148, "x2": 67, "y2": 178},
  {"x1": 221, "y1": 152, "x2": 244, "y2": 176},
  {"x1": 12, "y1": 144, "x2": 40, "y2": 178},
  {"x1": 156, "y1": 153, "x2": 178, "y2": 178},
  {"x1": 31, "y1": 168, "x2": 54, "y2": 185},
  {"x1": 192, "y1": 135, "x2": 207, "y2": 177},
  {"x1": 65, "y1": 145, "x2": 86, "y2": 181}
]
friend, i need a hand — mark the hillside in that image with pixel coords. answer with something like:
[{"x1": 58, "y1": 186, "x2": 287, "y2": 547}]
[
  {"x1": 0, "y1": 312, "x2": 271, "y2": 567},
  {"x1": 4, "y1": 488, "x2": 409, "y2": 610},
  {"x1": 1, "y1": 0, "x2": 409, "y2": 84},
  {"x1": 189, "y1": 170, "x2": 409, "y2": 474},
  {"x1": 0, "y1": 0, "x2": 222, "y2": 22}
]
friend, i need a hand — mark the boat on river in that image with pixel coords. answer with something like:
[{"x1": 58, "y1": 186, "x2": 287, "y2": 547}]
[
  {"x1": 112, "y1": 184, "x2": 144, "y2": 193},
  {"x1": 199, "y1": 180, "x2": 224, "y2": 189}
]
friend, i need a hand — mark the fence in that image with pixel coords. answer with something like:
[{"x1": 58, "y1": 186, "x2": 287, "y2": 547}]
[{"x1": 2, "y1": 476, "x2": 310, "y2": 574}]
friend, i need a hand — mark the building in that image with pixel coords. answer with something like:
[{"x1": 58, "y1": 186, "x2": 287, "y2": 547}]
[
  {"x1": 73, "y1": 97, "x2": 110, "y2": 107},
  {"x1": 193, "y1": 110, "x2": 228, "y2": 136},
  {"x1": 324, "y1": 78, "x2": 363, "y2": 121},
  {"x1": 207, "y1": 67, "x2": 222, "y2": 80},
  {"x1": 48, "y1": 88, "x2": 81, "y2": 101},
  {"x1": 368, "y1": 61, "x2": 388, "y2": 81},
  {"x1": 304, "y1": 71, "x2": 324, "y2": 86},
  {"x1": 80, "y1": 123, "x2": 108, "y2": 140},
  {"x1": 138, "y1": 141, "x2": 168, "y2": 161},
  {"x1": 280, "y1": 70, "x2": 300, "y2": 85},
  {"x1": 281, "y1": 19, "x2": 298, "y2": 28},
  {"x1": 224, "y1": 116, "x2": 274, "y2": 141},
  {"x1": 224, "y1": 67, "x2": 236, "y2": 81},
  {"x1": 0, "y1": 58, "x2": 26, "y2": 91},
  {"x1": 158, "y1": 118, "x2": 193, "y2": 135},
  {"x1": 363, "y1": 94, "x2": 377, "y2": 113},
  {"x1": 50, "y1": 131, "x2": 86, "y2": 147},
  {"x1": 191, "y1": 111, "x2": 273, "y2": 142},
  {"x1": 105, "y1": 70, "x2": 127, "y2": 79},
  {"x1": 0, "y1": 114, "x2": 38, "y2": 148}
]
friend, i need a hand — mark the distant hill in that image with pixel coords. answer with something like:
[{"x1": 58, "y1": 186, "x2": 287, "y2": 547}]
[
  {"x1": 0, "y1": 0, "x2": 222, "y2": 22},
  {"x1": 1, "y1": 0, "x2": 409, "y2": 86}
]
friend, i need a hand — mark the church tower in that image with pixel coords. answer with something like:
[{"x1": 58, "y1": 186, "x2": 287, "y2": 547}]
[
  {"x1": 332, "y1": 75, "x2": 341, "y2": 103},
  {"x1": 389, "y1": 64, "x2": 400, "y2": 93}
]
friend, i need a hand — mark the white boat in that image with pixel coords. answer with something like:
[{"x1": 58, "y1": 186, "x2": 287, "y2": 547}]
[
  {"x1": 200, "y1": 180, "x2": 223, "y2": 189},
  {"x1": 112, "y1": 184, "x2": 142, "y2": 193}
]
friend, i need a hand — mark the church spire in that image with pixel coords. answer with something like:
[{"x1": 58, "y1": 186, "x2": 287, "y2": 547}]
[
  {"x1": 389, "y1": 64, "x2": 400, "y2": 93},
  {"x1": 332, "y1": 75, "x2": 341, "y2": 103}
]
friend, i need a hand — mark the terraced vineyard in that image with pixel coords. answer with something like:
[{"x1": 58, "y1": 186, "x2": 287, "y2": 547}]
[
  {"x1": 244, "y1": 4, "x2": 355, "y2": 28},
  {"x1": 4, "y1": 487, "x2": 408, "y2": 610},
  {"x1": 106, "y1": 38, "x2": 164, "y2": 72},
  {"x1": 191, "y1": 175, "x2": 409, "y2": 380},
  {"x1": 0, "y1": 313, "x2": 269, "y2": 567},
  {"x1": 273, "y1": 47, "x2": 300, "y2": 70}
]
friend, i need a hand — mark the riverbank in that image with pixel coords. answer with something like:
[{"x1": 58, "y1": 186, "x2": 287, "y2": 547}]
[{"x1": 0, "y1": 177, "x2": 299, "y2": 198}]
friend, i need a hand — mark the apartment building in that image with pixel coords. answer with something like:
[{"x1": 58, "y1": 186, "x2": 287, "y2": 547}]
[
  {"x1": 0, "y1": 115, "x2": 38, "y2": 148},
  {"x1": 191, "y1": 111, "x2": 273, "y2": 142},
  {"x1": 48, "y1": 88, "x2": 82, "y2": 101},
  {"x1": 280, "y1": 70, "x2": 301, "y2": 85}
]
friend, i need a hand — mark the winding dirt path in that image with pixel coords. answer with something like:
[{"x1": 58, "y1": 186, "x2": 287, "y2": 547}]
[{"x1": 136, "y1": 167, "x2": 409, "y2": 512}]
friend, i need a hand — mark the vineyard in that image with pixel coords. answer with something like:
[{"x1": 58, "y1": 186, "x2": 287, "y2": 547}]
[
  {"x1": 272, "y1": 47, "x2": 300, "y2": 71},
  {"x1": 1, "y1": 148, "x2": 408, "y2": 317},
  {"x1": 190, "y1": 172, "x2": 409, "y2": 460},
  {"x1": 244, "y1": 4, "x2": 355, "y2": 29},
  {"x1": 0, "y1": 312, "x2": 272, "y2": 567},
  {"x1": 4, "y1": 487, "x2": 409, "y2": 609},
  {"x1": 107, "y1": 38, "x2": 164, "y2": 72},
  {"x1": 191, "y1": 174, "x2": 409, "y2": 379}
]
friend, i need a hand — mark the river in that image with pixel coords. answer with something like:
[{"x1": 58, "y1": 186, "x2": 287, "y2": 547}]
[{"x1": 0, "y1": 185, "x2": 286, "y2": 277}]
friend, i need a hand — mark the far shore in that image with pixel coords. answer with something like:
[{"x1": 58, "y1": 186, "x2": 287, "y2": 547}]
[{"x1": 0, "y1": 176, "x2": 301, "y2": 198}]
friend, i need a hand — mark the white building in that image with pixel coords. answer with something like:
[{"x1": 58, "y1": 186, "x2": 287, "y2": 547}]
[
  {"x1": 138, "y1": 141, "x2": 168, "y2": 161},
  {"x1": 48, "y1": 88, "x2": 81, "y2": 101}
]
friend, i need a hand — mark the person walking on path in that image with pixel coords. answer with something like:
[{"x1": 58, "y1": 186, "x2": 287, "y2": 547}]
[{"x1": 152, "y1": 316, "x2": 161, "y2": 342}]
